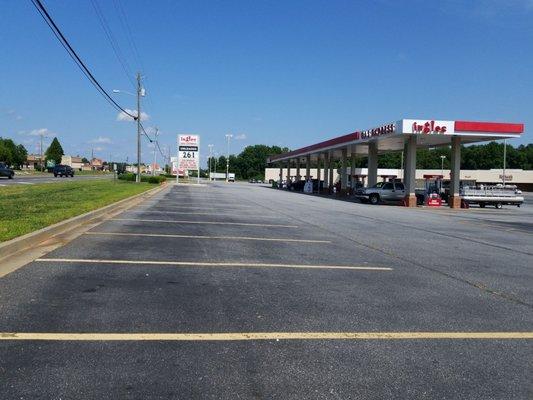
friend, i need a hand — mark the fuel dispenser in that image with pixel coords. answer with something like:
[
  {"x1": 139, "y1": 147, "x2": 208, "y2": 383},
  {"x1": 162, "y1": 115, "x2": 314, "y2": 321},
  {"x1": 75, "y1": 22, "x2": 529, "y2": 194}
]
[{"x1": 419, "y1": 174, "x2": 443, "y2": 207}]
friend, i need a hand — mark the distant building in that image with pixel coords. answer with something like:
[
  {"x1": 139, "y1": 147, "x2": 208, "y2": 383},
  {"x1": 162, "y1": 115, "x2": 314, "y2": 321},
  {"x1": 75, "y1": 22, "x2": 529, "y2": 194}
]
[
  {"x1": 23, "y1": 154, "x2": 44, "y2": 170},
  {"x1": 146, "y1": 162, "x2": 163, "y2": 175},
  {"x1": 61, "y1": 155, "x2": 88, "y2": 170},
  {"x1": 90, "y1": 158, "x2": 104, "y2": 170}
]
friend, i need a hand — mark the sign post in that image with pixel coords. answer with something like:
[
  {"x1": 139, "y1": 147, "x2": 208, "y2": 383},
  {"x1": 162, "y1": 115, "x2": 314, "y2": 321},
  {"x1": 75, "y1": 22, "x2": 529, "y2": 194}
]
[{"x1": 177, "y1": 134, "x2": 200, "y2": 184}]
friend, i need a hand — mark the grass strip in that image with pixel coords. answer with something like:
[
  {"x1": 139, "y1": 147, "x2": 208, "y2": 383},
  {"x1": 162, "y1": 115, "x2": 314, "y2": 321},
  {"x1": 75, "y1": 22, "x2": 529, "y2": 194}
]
[{"x1": 0, "y1": 180, "x2": 153, "y2": 242}]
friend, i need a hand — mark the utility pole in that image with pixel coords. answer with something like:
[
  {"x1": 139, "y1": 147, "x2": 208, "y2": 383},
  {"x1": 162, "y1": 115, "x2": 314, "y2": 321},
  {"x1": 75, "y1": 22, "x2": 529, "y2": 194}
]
[
  {"x1": 225, "y1": 134, "x2": 233, "y2": 182},
  {"x1": 167, "y1": 145, "x2": 171, "y2": 174},
  {"x1": 136, "y1": 72, "x2": 142, "y2": 183},
  {"x1": 152, "y1": 127, "x2": 159, "y2": 176},
  {"x1": 208, "y1": 144, "x2": 214, "y2": 181},
  {"x1": 39, "y1": 133, "x2": 44, "y2": 172}
]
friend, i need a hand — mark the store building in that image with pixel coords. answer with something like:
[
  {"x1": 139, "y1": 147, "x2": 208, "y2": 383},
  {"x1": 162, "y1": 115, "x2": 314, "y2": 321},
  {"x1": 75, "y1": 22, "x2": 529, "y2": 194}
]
[{"x1": 266, "y1": 119, "x2": 525, "y2": 207}]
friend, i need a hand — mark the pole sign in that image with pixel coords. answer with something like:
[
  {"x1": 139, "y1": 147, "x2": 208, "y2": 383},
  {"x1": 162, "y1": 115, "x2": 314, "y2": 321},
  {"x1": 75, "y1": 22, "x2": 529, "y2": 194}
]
[{"x1": 177, "y1": 134, "x2": 200, "y2": 178}]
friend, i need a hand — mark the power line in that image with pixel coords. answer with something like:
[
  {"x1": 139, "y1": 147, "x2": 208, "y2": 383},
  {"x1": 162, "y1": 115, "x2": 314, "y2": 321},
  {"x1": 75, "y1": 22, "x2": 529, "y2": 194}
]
[
  {"x1": 111, "y1": 0, "x2": 156, "y2": 113},
  {"x1": 112, "y1": 0, "x2": 145, "y2": 73},
  {"x1": 139, "y1": 122, "x2": 154, "y2": 142},
  {"x1": 90, "y1": 0, "x2": 135, "y2": 88},
  {"x1": 29, "y1": 0, "x2": 137, "y2": 120}
]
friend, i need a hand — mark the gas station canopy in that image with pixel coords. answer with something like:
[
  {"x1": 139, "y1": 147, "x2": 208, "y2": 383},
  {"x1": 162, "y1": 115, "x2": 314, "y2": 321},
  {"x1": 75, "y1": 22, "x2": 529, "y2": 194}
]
[{"x1": 268, "y1": 119, "x2": 524, "y2": 163}]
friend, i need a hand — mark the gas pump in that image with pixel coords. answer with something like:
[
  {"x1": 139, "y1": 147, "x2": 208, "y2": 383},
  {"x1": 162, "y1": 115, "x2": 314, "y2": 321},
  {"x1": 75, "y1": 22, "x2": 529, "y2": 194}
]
[{"x1": 423, "y1": 174, "x2": 443, "y2": 207}]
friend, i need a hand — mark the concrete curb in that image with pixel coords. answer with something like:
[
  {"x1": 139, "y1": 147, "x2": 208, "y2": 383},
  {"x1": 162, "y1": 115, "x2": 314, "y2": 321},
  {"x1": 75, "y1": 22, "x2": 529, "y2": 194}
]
[{"x1": 0, "y1": 183, "x2": 167, "y2": 263}]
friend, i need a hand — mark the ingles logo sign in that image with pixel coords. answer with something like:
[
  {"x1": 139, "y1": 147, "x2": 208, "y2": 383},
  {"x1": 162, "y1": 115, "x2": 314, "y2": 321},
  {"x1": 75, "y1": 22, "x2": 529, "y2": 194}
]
[
  {"x1": 411, "y1": 120, "x2": 450, "y2": 134},
  {"x1": 360, "y1": 123, "x2": 395, "y2": 139},
  {"x1": 179, "y1": 135, "x2": 199, "y2": 145}
]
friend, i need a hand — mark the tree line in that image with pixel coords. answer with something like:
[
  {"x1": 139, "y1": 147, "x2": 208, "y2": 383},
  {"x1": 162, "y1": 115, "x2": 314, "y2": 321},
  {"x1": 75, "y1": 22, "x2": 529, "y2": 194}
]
[
  {"x1": 3, "y1": 137, "x2": 532, "y2": 175},
  {"x1": 0, "y1": 136, "x2": 64, "y2": 169},
  {"x1": 207, "y1": 145, "x2": 289, "y2": 180},
  {"x1": 358, "y1": 142, "x2": 533, "y2": 170}
]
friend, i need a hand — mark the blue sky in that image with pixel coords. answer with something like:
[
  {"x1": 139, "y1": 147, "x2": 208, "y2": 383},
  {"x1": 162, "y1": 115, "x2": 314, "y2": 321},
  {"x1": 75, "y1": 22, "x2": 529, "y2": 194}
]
[{"x1": 1, "y1": 0, "x2": 532, "y2": 166}]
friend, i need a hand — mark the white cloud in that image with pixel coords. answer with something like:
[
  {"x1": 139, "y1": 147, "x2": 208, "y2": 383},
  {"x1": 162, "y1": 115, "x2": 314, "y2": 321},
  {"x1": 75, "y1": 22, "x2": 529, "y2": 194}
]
[
  {"x1": 117, "y1": 109, "x2": 150, "y2": 122},
  {"x1": 93, "y1": 146, "x2": 104, "y2": 152},
  {"x1": 89, "y1": 136, "x2": 112, "y2": 144},
  {"x1": 28, "y1": 128, "x2": 54, "y2": 137},
  {"x1": 234, "y1": 133, "x2": 247, "y2": 140},
  {"x1": 4, "y1": 109, "x2": 22, "y2": 121}
]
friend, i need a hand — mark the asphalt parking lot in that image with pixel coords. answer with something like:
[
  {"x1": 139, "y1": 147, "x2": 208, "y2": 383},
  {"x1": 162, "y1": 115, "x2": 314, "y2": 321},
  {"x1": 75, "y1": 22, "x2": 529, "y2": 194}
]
[{"x1": 0, "y1": 182, "x2": 532, "y2": 399}]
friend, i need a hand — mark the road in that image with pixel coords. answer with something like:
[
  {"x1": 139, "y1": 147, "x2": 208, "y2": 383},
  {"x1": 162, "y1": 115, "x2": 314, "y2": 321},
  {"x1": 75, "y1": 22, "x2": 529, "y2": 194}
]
[
  {"x1": 0, "y1": 173, "x2": 112, "y2": 186},
  {"x1": 0, "y1": 182, "x2": 532, "y2": 399}
]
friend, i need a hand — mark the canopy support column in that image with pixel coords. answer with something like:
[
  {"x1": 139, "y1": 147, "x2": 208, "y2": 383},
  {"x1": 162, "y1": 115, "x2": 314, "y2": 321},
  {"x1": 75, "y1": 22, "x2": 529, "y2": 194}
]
[
  {"x1": 350, "y1": 149, "x2": 356, "y2": 194},
  {"x1": 305, "y1": 155, "x2": 311, "y2": 180},
  {"x1": 328, "y1": 153, "x2": 334, "y2": 193},
  {"x1": 323, "y1": 153, "x2": 329, "y2": 190},
  {"x1": 404, "y1": 135, "x2": 417, "y2": 207},
  {"x1": 340, "y1": 148, "x2": 348, "y2": 195},
  {"x1": 316, "y1": 154, "x2": 321, "y2": 193},
  {"x1": 286, "y1": 160, "x2": 291, "y2": 188},
  {"x1": 449, "y1": 136, "x2": 462, "y2": 208},
  {"x1": 368, "y1": 142, "x2": 378, "y2": 187}
]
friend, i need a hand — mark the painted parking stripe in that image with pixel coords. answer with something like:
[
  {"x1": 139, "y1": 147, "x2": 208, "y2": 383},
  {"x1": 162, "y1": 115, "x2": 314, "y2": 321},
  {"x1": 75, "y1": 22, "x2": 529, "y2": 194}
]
[
  {"x1": 16, "y1": 182, "x2": 34, "y2": 185},
  {"x1": 145, "y1": 204, "x2": 255, "y2": 209},
  {"x1": 1, "y1": 331, "x2": 531, "y2": 341},
  {"x1": 84, "y1": 231, "x2": 331, "y2": 243},
  {"x1": 111, "y1": 218, "x2": 298, "y2": 228},
  {"x1": 35, "y1": 258, "x2": 391, "y2": 271},
  {"x1": 129, "y1": 210, "x2": 282, "y2": 218}
]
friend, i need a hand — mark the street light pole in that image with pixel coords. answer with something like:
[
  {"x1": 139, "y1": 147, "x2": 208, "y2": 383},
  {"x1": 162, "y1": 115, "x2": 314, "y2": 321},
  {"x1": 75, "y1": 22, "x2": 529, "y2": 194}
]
[
  {"x1": 208, "y1": 144, "x2": 214, "y2": 181},
  {"x1": 225, "y1": 134, "x2": 233, "y2": 182},
  {"x1": 440, "y1": 155, "x2": 446, "y2": 177}
]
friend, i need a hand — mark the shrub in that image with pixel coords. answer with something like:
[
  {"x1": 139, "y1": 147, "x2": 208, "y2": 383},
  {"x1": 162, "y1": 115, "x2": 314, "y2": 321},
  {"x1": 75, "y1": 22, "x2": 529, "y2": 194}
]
[
  {"x1": 118, "y1": 173, "x2": 136, "y2": 181},
  {"x1": 118, "y1": 173, "x2": 166, "y2": 184}
]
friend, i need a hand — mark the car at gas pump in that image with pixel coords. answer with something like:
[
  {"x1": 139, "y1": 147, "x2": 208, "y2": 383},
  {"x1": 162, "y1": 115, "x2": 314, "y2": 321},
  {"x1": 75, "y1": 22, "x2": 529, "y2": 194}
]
[{"x1": 355, "y1": 182, "x2": 406, "y2": 205}]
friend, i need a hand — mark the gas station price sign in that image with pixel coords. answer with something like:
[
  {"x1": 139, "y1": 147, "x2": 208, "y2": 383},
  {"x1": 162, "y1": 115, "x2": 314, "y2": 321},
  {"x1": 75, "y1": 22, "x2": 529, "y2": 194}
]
[{"x1": 177, "y1": 135, "x2": 200, "y2": 172}]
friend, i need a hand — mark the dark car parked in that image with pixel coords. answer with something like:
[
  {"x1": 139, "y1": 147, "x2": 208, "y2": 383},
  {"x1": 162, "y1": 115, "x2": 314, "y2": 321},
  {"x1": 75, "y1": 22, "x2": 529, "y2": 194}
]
[
  {"x1": 53, "y1": 165, "x2": 74, "y2": 177},
  {"x1": 0, "y1": 162, "x2": 14, "y2": 179}
]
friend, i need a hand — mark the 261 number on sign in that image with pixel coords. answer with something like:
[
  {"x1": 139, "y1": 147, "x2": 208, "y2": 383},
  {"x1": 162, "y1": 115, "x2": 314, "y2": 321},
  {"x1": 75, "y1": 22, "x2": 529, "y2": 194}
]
[{"x1": 182, "y1": 152, "x2": 196, "y2": 159}]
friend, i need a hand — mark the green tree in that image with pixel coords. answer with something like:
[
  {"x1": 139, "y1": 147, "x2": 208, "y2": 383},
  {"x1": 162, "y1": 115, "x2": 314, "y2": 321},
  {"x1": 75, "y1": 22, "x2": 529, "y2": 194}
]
[
  {"x1": 0, "y1": 137, "x2": 28, "y2": 168},
  {"x1": 216, "y1": 155, "x2": 227, "y2": 173},
  {"x1": 45, "y1": 137, "x2": 64, "y2": 165},
  {"x1": 231, "y1": 145, "x2": 289, "y2": 179}
]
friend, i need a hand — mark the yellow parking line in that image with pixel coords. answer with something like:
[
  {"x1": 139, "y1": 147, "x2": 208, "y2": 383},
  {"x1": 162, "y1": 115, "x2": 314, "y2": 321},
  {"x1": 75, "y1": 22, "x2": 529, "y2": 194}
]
[
  {"x1": 112, "y1": 218, "x2": 298, "y2": 228},
  {"x1": 84, "y1": 232, "x2": 331, "y2": 243},
  {"x1": 1, "y1": 332, "x2": 531, "y2": 341},
  {"x1": 35, "y1": 258, "x2": 391, "y2": 271}
]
